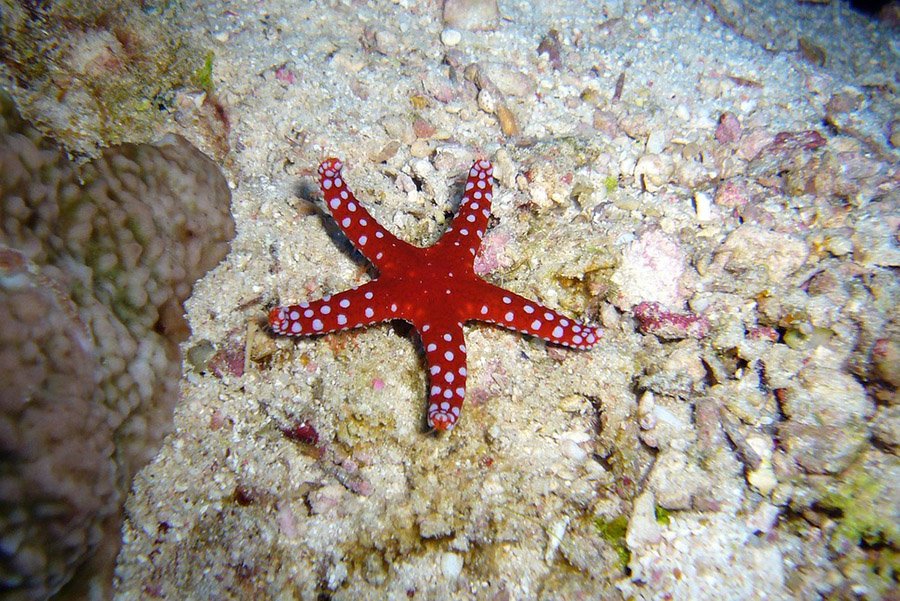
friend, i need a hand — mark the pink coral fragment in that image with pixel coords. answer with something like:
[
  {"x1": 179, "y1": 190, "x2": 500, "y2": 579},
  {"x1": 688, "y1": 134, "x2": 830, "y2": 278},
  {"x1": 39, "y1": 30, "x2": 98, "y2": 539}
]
[
  {"x1": 715, "y1": 112, "x2": 741, "y2": 144},
  {"x1": 767, "y1": 130, "x2": 826, "y2": 154},
  {"x1": 275, "y1": 64, "x2": 296, "y2": 85},
  {"x1": 747, "y1": 326, "x2": 779, "y2": 342},
  {"x1": 633, "y1": 301, "x2": 710, "y2": 340}
]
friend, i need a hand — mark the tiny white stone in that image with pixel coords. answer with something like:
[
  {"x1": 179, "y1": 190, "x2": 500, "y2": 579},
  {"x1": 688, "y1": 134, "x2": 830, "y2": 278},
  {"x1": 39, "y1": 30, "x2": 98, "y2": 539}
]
[
  {"x1": 694, "y1": 190, "x2": 712, "y2": 222},
  {"x1": 440, "y1": 28, "x2": 461, "y2": 46}
]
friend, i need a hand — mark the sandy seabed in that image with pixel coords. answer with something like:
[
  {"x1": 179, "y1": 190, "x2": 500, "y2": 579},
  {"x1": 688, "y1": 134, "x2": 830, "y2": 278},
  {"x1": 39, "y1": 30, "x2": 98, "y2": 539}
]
[{"x1": 105, "y1": 1, "x2": 898, "y2": 599}]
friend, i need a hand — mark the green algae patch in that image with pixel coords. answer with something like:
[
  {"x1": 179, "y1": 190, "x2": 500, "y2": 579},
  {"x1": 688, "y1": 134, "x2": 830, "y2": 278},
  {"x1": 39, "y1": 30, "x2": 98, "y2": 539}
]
[
  {"x1": 820, "y1": 469, "x2": 898, "y2": 548},
  {"x1": 655, "y1": 505, "x2": 672, "y2": 526},
  {"x1": 812, "y1": 453, "x2": 900, "y2": 597},
  {"x1": 595, "y1": 515, "x2": 630, "y2": 569},
  {"x1": 193, "y1": 51, "x2": 216, "y2": 93},
  {"x1": 604, "y1": 175, "x2": 618, "y2": 195}
]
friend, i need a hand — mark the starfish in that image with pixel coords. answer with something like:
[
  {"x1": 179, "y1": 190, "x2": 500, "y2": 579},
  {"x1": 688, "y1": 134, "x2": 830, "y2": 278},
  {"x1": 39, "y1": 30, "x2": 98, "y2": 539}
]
[{"x1": 269, "y1": 158, "x2": 601, "y2": 431}]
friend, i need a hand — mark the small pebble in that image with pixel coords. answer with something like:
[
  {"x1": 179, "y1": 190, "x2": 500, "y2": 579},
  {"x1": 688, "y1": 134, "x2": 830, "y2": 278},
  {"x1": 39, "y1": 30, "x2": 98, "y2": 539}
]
[
  {"x1": 441, "y1": 552, "x2": 464, "y2": 579},
  {"x1": 477, "y1": 88, "x2": 497, "y2": 114},
  {"x1": 715, "y1": 112, "x2": 741, "y2": 144},
  {"x1": 496, "y1": 105, "x2": 520, "y2": 137},
  {"x1": 646, "y1": 130, "x2": 666, "y2": 154},
  {"x1": 440, "y1": 28, "x2": 462, "y2": 46},
  {"x1": 694, "y1": 190, "x2": 712, "y2": 222}
]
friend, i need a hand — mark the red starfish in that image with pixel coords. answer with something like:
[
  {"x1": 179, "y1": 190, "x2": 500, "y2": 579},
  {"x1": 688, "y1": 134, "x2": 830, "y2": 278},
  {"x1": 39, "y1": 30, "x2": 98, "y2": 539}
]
[{"x1": 269, "y1": 158, "x2": 601, "y2": 431}]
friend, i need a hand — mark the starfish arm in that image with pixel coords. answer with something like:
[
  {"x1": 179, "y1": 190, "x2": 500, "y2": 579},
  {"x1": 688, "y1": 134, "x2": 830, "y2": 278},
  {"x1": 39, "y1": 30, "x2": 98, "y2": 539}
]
[
  {"x1": 473, "y1": 284, "x2": 602, "y2": 350},
  {"x1": 419, "y1": 321, "x2": 468, "y2": 431},
  {"x1": 269, "y1": 281, "x2": 397, "y2": 336},
  {"x1": 438, "y1": 159, "x2": 494, "y2": 257},
  {"x1": 318, "y1": 158, "x2": 414, "y2": 268}
]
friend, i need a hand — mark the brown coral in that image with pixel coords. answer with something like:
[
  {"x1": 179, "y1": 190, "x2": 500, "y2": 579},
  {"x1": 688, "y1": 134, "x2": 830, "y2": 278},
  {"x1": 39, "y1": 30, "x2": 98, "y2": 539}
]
[{"x1": 0, "y1": 95, "x2": 234, "y2": 599}]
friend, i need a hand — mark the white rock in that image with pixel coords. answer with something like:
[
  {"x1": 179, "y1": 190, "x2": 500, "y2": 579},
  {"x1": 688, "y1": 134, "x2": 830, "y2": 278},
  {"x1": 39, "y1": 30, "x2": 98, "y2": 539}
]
[
  {"x1": 626, "y1": 490, "x2": 662, "y2": 549},
  {"x1": 440, "y1": 28, "x2": 462, "y2": 46},
  {"x1": 646, "y1": 130, "x2": 667, "y2": 154},
  {"x1": 545, "y1": 517, "x2": 569, "y2": 561},
  {"x1": 694, "y1": 190, "x2": 712, "y2": 222},
  {"x1": 441, "y1": 552, "x2": 464, "y2": 579}
]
